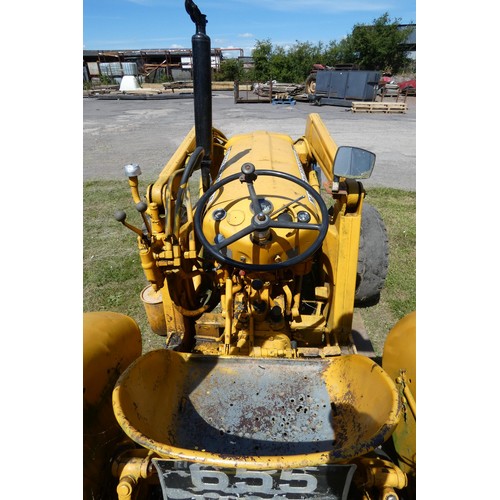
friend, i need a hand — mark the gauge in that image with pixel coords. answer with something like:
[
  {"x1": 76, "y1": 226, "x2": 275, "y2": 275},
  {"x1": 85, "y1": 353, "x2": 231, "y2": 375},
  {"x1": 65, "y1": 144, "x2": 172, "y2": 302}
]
[
  {"x1": 297, "y1": 210, "x2": 311, "y2": 223},
  {"x1": 212, "y1": 209, "x2": 226, "y2": 221},
  {"x1": 250, "y1": 198, "x2": 273, "y2": 215}
]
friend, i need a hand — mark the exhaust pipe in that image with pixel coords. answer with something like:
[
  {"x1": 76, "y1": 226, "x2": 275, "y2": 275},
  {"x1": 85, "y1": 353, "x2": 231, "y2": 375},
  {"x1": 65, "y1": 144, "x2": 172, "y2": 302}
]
[{"x1": 185, "y1": 0, "x2": 212, "y2": 192}]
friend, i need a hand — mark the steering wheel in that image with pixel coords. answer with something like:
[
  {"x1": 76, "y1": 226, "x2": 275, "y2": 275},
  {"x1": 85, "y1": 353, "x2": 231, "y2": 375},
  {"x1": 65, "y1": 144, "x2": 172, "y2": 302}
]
[{"x1": 194, "y1": 163, "x2": 329, "y2": 271}]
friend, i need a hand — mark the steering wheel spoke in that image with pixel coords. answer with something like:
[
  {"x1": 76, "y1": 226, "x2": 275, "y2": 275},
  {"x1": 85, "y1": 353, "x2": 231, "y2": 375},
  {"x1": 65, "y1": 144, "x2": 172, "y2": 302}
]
[
  {"x1": 268, "y1": 220, "x2": 322, "y2": 231},
  {"x1": 214, "y1": 225, "x2": 254, "y2": 250}
]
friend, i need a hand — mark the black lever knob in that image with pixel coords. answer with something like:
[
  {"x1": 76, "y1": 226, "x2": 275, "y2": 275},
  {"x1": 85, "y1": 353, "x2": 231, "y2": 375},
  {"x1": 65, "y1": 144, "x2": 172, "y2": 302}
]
[
  {"x1": 136, "y1": 201, "x2": 147, "y2": 213},
  {"x1": 114, "y1": 210, "x2": 127, "y2": 222},
  {"x1": 114, "y1": 210, "x2": 143, "y2": 237},
  {"x1": 135, "y1": 201, "x2": 151, "y2": 235}
]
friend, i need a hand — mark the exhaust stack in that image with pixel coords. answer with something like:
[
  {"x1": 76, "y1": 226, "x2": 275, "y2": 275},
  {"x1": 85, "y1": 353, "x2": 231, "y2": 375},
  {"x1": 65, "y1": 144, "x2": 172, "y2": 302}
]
[{"x1": 185, "y1": 0, "x2": 212, "y2": 192}]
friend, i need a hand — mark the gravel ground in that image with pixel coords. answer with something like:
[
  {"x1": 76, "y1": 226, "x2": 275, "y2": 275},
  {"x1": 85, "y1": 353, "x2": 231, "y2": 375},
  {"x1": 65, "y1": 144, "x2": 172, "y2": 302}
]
[{"x1": 83, "y1": 91, "x2": 415, "y2": 191}]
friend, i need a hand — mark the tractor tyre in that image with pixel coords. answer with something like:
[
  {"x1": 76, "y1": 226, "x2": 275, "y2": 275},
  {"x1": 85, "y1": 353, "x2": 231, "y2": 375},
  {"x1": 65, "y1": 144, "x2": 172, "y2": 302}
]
[
  {"x1": 355, "y1": 203, "x2": 389, "y2": 306},
  {"x1": 305, "y1": 74, "x2": 316, "y2": 95}
]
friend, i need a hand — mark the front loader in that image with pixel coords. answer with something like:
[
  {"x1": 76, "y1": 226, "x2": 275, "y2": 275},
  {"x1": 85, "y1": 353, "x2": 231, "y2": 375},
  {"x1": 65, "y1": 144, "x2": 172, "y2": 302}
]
[{"x1": 83, "y1": 1, "x2": 416, "y2": 498}]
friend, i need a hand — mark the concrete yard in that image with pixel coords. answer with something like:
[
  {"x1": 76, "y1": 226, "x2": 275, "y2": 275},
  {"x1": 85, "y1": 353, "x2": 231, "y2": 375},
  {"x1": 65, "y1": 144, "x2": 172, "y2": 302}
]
[{"x1": 83, "y1": 91, "x2": 416, "y2": 191}]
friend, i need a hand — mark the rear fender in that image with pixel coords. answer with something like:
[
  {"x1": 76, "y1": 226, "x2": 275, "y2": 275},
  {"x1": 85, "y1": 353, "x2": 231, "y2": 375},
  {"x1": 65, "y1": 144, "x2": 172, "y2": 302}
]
[
  {"x1": 382, "y1": 311, "x2": 416, "y2": 475},
  {"x1": 83, "y1": 311, "x2": 142, "y2": 499}
]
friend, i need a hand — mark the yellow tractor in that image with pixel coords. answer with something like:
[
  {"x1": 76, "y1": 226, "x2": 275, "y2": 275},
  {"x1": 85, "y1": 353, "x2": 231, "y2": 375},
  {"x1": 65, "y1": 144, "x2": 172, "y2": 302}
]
[{"x1": 83, "y1": 1, "x2": 416, "y2": 498}]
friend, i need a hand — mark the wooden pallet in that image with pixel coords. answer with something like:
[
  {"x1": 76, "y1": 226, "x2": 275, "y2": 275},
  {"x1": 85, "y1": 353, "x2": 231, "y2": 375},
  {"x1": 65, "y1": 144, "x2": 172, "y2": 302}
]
[{"x1": 351, "y1": 102, "x2": 407, "y2": 113}]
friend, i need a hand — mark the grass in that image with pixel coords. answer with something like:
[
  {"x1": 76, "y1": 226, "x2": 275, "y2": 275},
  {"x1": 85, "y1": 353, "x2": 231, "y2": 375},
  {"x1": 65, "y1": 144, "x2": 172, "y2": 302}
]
[
  {"x1": 83, "y1": 178, "x2": 167, "y2": 353},
  {"x1": 83, "y1": 180, "x2": 415, "y2": 356}
]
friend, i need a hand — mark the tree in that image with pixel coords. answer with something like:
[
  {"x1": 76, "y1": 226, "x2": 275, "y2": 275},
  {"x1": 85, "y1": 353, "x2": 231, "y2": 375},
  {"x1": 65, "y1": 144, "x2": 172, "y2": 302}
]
[
  {"x1": 215, "y1": 58, "x2": 244, "y2": 82},
  {"x1": 249, "y1": 14, "x2": 414, "y2": 83},
  {"x1": 346, "y1": 13, "x2": 413, "y2": 73},
  {"x1": 251, "y1": 39, "x2": 273, "y2": 81},
  {"x1": 251, "y1": 39, "x2": 327, "y2": 83},
  {"x1": 286, "y1": 41, "x2": 325, "y2": 82},
  {"x1": 270, "y1": 46, "x2": 289, "y2": 81},
  {"x1": 323, "y1": 39, "x2": 357, "y2": 67}
]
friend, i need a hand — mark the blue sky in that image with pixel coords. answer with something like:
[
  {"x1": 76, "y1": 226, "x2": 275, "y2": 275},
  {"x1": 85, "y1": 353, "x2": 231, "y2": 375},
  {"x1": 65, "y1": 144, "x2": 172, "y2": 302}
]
[{"x1": 83, "y1": 0, "x2": 416, "y2": 55}]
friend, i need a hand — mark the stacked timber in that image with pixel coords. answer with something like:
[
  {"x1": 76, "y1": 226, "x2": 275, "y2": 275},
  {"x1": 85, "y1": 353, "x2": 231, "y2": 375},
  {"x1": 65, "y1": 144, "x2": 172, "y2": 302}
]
[{"x1": 253, "y1": 81, "x2": 305, "y2": 98}]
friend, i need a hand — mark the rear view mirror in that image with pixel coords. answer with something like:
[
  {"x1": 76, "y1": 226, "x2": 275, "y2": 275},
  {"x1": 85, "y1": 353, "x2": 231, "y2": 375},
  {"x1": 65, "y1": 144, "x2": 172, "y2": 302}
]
[{"x1": 333, "y1": 146, "x2": 376, "y2": 179}]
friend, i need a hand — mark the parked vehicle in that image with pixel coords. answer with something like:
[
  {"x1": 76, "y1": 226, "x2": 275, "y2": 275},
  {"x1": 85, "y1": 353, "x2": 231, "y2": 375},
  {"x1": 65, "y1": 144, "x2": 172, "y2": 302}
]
[{"x1": 83, "y1": 2, "x2": 416, "y2": 498}]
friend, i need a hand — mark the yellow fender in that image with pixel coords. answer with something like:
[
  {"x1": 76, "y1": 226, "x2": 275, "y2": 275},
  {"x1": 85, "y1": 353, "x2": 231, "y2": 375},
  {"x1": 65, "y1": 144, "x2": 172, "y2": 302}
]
[
  {"x1": 83, "y1": 311, "x2": 142, "y2": 500},
  {"x1": 382, "y1": 311, "x2": 416, "y2": 476}
]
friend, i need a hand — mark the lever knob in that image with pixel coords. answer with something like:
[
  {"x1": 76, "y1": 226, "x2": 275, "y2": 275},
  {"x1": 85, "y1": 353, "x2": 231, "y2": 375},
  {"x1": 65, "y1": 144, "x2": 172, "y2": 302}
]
[
  {"x1": 124, "y1": 163, "x2": 141, "y2": 177},
  {"x1": 136, "y1": 201, "x2": 147, "y2": 213},
  {"x1": 114, "y1": 210, "x2": 127, "y2": 222},
  {"x1": 114, "y1": 210, "x2": 144, "y2": 237}
]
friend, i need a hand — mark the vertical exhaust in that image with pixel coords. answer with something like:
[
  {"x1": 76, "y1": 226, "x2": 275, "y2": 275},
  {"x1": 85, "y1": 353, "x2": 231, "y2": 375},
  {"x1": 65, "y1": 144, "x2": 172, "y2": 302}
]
[{"x1": 185, "y1": 0, "x2": 212, "y2": 192}]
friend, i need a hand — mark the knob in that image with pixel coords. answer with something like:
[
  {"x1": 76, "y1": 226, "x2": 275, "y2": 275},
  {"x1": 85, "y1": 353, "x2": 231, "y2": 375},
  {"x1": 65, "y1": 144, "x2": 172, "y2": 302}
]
[
  {"x1": 269, "y1": 305, "x2": 283, "y2": 322},
  {"x1": 114, "y1": 210, "x2": 127, "y2": 222},
  {"x1": 136, "y1": 201, "x2": 147, "y2": 213},
  {"x1": 251, "y1": 279, "x2": 264, "y2": 291},
  {"x1": 114, "y1": 210, "x2": 144, "y2": 237},
  {"x1": 124, "y1": 163, "x2": 141, "y2": 177},
  {"x1": 241, "y1": 162, "x2": 255, "y2": 175}
]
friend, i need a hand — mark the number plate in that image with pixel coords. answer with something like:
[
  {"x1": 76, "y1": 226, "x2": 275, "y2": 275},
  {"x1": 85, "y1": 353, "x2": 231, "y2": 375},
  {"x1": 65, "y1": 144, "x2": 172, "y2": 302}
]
[{"x1": 152, "y1": 459, "x2": 356, "y2": 499}]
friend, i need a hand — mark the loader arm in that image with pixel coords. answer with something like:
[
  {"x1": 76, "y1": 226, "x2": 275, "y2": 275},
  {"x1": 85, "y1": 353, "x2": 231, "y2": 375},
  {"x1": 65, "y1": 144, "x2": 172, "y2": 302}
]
[{"x1": 303, "y1": 113, "x2": 339, "y2": 183}]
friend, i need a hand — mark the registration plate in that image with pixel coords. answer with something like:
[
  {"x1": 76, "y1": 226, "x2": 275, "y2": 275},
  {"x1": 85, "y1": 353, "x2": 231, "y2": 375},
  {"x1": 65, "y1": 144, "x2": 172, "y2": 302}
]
[{"x1": 152, "y1": 460, "x2": 356, "y2": 499}]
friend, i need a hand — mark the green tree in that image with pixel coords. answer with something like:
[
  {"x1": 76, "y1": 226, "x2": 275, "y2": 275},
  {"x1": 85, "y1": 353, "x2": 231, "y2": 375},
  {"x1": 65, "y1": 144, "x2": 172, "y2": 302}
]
[
  {"x1": 251, "y1": 39, "x2": 273, "y2": 81},
  {"x1": 346, "y1": 13, "x2": 413, "y2": 72},
  {"x1": 251, "y1": 39, "x2": 327, "y2": 83},
  {"x1": 270, "y1": 46, "x2": 290, "y2": 81},
  {"x1": 323, "y1": 39, "x2": 357, "y2": 67},
  {"x1": 215, "y1": 58, "x2": 244, "y2": 81},
  {"x1": 249, "y1": 14, "x2": 414, "y2": 83},
  {"x1": 286, "y1": 41, "x2": 325, "y2": 82}
]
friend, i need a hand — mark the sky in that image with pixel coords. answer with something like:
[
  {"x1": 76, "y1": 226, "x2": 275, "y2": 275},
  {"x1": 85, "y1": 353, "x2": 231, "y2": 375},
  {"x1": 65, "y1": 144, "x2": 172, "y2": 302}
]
[{"x1": 83, "y1": 0, "x2": 416, "y2": 56}]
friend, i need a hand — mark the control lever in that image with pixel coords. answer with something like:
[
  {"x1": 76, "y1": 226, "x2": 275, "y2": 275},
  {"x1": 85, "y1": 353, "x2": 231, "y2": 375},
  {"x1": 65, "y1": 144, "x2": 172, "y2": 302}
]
[
  {"x1": 136, "y1": 201, "x2": 151, "y2": 236},
  {"x1": 114, "y1": 210, "x2": 144, "y2": 237},
  {"x1": 269, "y1": 195, "x2": 305, "y2": 218},
  {"x1": 124, "y1": 163, "x2": 142, "y2": 204}
]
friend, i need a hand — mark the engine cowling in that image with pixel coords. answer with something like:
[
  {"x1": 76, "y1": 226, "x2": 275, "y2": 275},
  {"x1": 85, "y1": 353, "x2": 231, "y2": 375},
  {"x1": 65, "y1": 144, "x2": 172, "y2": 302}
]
[{"x1": 200, "y1": 131, "x2": 324, "y2": 268}]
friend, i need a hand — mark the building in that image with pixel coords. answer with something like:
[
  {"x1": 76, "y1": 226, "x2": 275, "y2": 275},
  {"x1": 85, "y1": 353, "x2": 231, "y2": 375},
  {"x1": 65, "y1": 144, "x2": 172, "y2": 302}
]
[
  {"x1": 399, "y1": 24, "x2": 416, "y2": 59},
  {"x1": 83, "y1": 48, "x2": 244, "y2": 84}
]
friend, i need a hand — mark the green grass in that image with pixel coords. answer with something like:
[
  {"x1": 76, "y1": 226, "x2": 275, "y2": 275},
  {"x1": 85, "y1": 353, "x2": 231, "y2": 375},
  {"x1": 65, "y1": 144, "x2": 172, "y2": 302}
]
[
  {"x1": 83, "y1": 178, "x2": 166, "y2": 352},
  {"x1": 83, "y1": 181, "x2": 415, "y2": 356}
]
